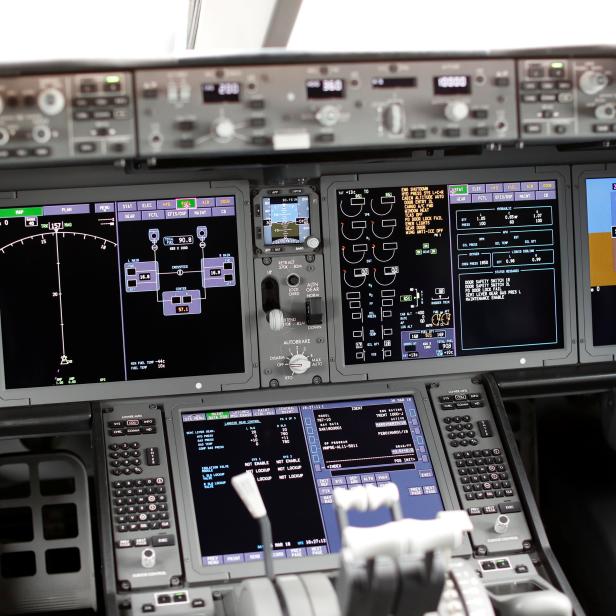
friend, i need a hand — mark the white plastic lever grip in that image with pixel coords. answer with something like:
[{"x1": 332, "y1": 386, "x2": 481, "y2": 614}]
[
  {"x1": 365, "y1": 482, "x2": 400, "y2": 511},
  {"x1": 267, "y1": 308, "x2": 284, "y2": 331},
  {"x1": 333, "y1": 486, "x2": 369, "y2": 512},
  {"x1": 342, "y1": 510, "x2": 473, "y2": 560},
  {"x1": 231, "y1": 471, "x2": 267, "y2": 519}
]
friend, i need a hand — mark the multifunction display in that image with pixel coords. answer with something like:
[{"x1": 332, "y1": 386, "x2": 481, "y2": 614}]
[
  {"x1": 585, "y1": 178, "x2": 616, "y2": 346},
  {"x1": 0, "y1": 194, "x2": 244, "y2": 388},
  {"x1": 336, "y1": 178, "x2": 563, "y2": 365},
  {"x1": 262, "y1": 194, "x2": 311, "y2": 245},
  {"x1": 181, "y1": 396, "x2": 442, "y2": 567}
]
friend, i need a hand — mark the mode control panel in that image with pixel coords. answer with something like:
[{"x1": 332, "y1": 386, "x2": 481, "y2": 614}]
[
  {"x1": 134, "y1": 59, "x2": 517, "y2": 159},
  {"x1": 0, "y1": 71, "x2": 135, "y2": 164},
  {"x1": 253, "y1": 187, "x2": 328, "y2": 387},
  {"x1": 102, "y1": 404, "x2": 183, "y2": 592},
  {"x1": 518, "y1": 57, "x2": 616, "y2": 140},
  {"x1": 429, "y1": 378, "x2": 532, "y2": 556}
]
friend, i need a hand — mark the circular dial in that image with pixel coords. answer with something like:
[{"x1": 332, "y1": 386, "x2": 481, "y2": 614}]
[
  {"x1": 595, "y1": 103, "x2": 616, "y2": 120},
  {"x1": 37, "y1": 88, "x2": 65, "y2": 116},
  {"x1": 288, "y1": 353, "x2": 311, "y2": 375},
  {"x1": 443, "y1": 101, "x2": 469, "y2": 123},
  {"x1": 315, "y1": 105, "x2": 341, "y2": 127},
  {"x1": 305, "y1": 235, "x2": 320, "y2": 250},
  {"x1": 212, "y1": 117, "x2": 235, "y2": 142},
  {"x1": 579, "y1": 70, "x2": 609, "y2": 96},
  {"x1": 0, "y1": 126, "x2": 10, "y2": 146}
]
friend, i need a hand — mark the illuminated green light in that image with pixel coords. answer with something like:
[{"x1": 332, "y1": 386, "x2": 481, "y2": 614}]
[
  {"x1": 551, "y1": 62, "x2": 564, "y2": 69},
  {"x1": 0, "y1": 206, "x2": 43, "y2": 218},
  {"x1": 206, "y1": 411, "x2": 229, "y2": 420},
  {"x1": 450, "y1": 184, "x2": 468, "y2": 195},
  {"x1": 176, "y1": 198, "x2": 196, "y2": 209},
  {"x1": 106, "y1": 75, "x2": 121, "y2": 83}
]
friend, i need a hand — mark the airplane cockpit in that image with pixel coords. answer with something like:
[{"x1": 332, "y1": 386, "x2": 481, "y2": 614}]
[{"x1": 2, "y1": 1, "x2": 616, "y2": 614}]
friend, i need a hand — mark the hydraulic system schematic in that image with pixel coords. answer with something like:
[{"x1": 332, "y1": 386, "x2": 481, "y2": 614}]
[
  {"x1": 335, "y1": 178, "x2": 563, "y2": 365},
  {"x1": 0, "y1": 194, "x2": 245, "y2": 389}
]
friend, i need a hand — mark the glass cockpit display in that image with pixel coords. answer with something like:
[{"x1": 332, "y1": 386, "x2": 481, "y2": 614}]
[
  {"x1": 335, "y1": 179, "x2": 563, "y2": 365},
  {"x1": 585, "y1": 178, "x2": 616, "y2": 346},
  {"x1": 0, "y1": 194, "x2": 245, "y2": 389},
  {"x1": 181, "y1": 396, "x2": 443, "y2": 567},
  {"x1": 262, "y1": 195, "x2": 311, "y2": 245}
]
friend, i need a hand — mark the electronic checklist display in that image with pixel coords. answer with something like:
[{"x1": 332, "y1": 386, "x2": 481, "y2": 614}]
[
  {"x1": 584, "y1": 177, "x2": 616, "y2": 348},
  {"x1": 0, "y1": 183, "x2": 251, "y2": 398},
  {"x1": 324, "y1": 169, "x2": 571, "y2": 376},
  {"x1": 181, "y1": 396, "x2": 443, "y2": 567}
]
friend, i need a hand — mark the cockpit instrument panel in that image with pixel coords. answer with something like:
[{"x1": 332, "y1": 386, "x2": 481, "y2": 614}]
[
  {"x1": 0, "y1": 181, "x2": 258, "y2": 404},
  {"x1": 323, "y1": 168, "x2": 575, "y2": 380}
]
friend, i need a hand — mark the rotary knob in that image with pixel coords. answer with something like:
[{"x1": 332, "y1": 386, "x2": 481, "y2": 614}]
[
  {"x1": 579, "y1": 70, "x2": 609, "y2": 96},
  {"x1": 37, "y1": 88, "x2": 65, "y2": 116},
  {"x1": 32, "y1": 125, "x2": 51, "y2": 144},
  {"x1": 315, "y1": 105, "x2": 341, "y2": 127},
  {"x1": 383, "y1": 102, "x2": 404, "y2": 135},
  {"x1": 0, "y1": 127, "x2": 10, "y2": 146},
  {"x1": 444, "y1": 101, "x2": 469, "y2": 123},
  {"x1": 595, "y1": 103, "x2": 616, "y2": 120},
  {"x1": 212, "y1": 117, "x2": 235, "y2": 142},
  {"x1": 288, "y1": 353, "x2": 311, "y2": 375},
  {"x1": 493, "y1": 514, "x2": 510, "y2": 535},
  {"x1": 304, "y1": 235, "x2": 320, "y2": 250}
]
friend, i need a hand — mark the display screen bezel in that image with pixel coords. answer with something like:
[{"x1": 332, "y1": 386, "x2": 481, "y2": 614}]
[
  {"x1": 168, "y1": 380, "x2": 459, "y2": 582},
  {"x1": 574, "y1": 166, "x2": 616, "y2": 362},
  {"x1": 321, "y1": 167, "x2": 576, "y2": 383},
  {"x1": 0, "y1": 181, "x2": 258, "y2": 406}
]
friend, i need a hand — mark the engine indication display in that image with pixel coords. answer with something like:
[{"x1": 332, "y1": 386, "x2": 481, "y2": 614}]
[
  {"x1": 335, "y1": 179, "x2": 563, "y2": 365},
  {"x1": 0, "y1": 194, "x2": 245, "y2": 389}
]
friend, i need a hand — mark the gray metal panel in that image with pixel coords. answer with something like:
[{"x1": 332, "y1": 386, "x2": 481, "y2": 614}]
[
  {"x1": 321, "y1": 166, "x2": 577, "y2": 384},
  {"x1": 161, "y1": 379, "x2": 465, "y2": 584},
  {"x1": 573, "y1": 164, "x2": 616, "y2": 362},
  {"x1": 0, "y1": 180, "x2": 259, "y2": 407}
]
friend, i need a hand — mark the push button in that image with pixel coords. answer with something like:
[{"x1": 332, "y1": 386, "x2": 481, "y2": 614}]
[{"x1": 499, "y1": 502, "x2": 521, "y2": 514}]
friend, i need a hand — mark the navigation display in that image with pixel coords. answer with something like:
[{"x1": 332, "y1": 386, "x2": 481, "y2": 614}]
[
  {"x1": 585, "y1": 178, "x2": 616, "y2": 346},
  {"x1": 262, "y1": 195, "x2": 311, "y2": 245},
  {"x1": 335, "y1": 178, "x2": 563, "y2": 365},
  {"x1": 0, "y1": 193, "x2": 244, "y2": 389},
  {"x1": 181, "y1": 396, "x2": 442, "y2": 567}
]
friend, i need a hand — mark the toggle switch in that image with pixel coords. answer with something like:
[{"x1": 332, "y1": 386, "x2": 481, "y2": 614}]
[{"x1": 305, "y1": 297, "x2": 323, "y2": 325}]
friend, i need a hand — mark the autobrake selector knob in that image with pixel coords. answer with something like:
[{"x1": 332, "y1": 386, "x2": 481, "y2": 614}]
[
  {"x1": 444, "y1": 101, "x2": 469, "y2": 123},
  {"x1": 579, "y1": 70, "x2": 609, "y2": 95},
  {"x1": 37, "y1": 88, "x2": 65, "y2": 116},
  {"x1": 289, "y1": 353, "x2": 311, "y2": 375},
  {"x1": 383, "y1": 102, "x2": 404, "y2": 135}
]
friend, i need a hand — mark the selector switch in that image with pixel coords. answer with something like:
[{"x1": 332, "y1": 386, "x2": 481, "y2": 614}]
[
  {"x1": 444, "y1": 101, "x2": 469, "y2": 123},
  {"x1": 37, "y1": 88, "x2": 66, "y2": 116},
  {"x1": 579, "y1": 70, "x2": 609, "y2": 95},
  {"x1": 288, "y1": 353, "x2": 311, "y2": 375}
]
